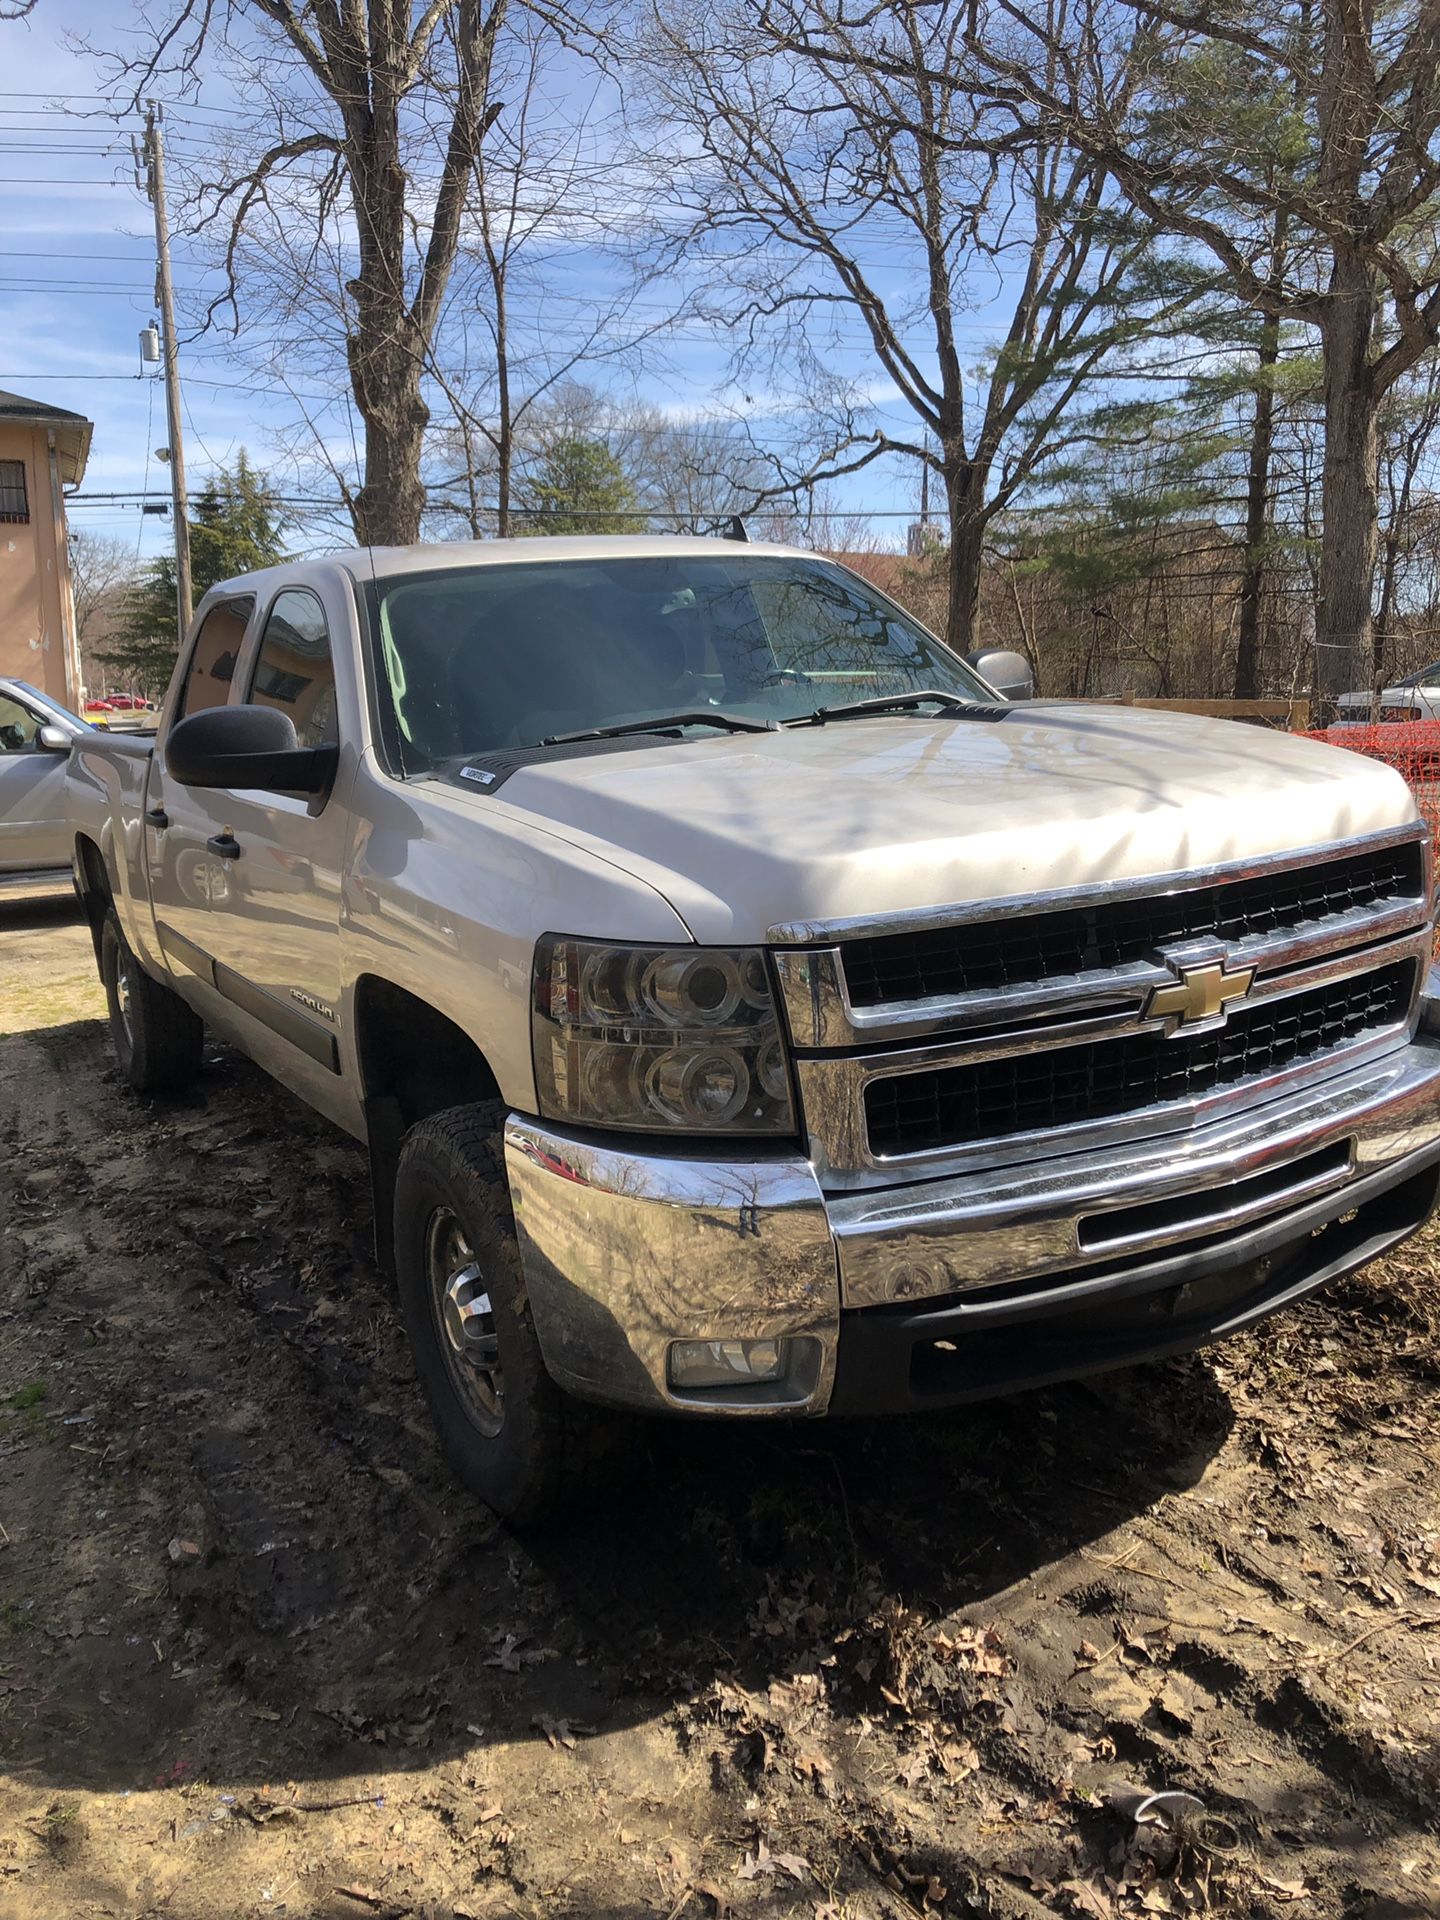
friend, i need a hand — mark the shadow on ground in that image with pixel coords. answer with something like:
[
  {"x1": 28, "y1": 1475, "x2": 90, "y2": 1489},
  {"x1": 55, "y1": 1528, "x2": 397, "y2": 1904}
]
[
  {"x1": 0, "y1": 1000, "x2": 1233, "y2": 1806},
  {"x1": 0, "y1": 886, "x2": 82, "y2": 932}
]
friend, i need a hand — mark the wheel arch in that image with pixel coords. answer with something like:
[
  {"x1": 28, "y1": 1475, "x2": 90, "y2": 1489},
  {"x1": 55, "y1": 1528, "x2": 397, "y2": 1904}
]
[
  {"x1": 352, "y1": 973, "x2": 506, "y2": 1276},
  {"x1": 72, "y1": 832, "x2": 112, "y2": 962}
]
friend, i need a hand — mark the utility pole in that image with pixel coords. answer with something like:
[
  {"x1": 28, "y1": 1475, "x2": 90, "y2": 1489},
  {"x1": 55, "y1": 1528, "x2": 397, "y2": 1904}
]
[{"x1": 135, "y1": 104, "x2": 192, "y2": 642}]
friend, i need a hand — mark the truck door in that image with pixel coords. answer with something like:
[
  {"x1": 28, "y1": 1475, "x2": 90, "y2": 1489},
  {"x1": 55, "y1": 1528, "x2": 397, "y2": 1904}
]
[
  {"x1": 152, "y1": 587, "x2": 348, "y2": 1076},
  {"x1": 147, "y1": 592, "x2": 256, "y2": 973}
]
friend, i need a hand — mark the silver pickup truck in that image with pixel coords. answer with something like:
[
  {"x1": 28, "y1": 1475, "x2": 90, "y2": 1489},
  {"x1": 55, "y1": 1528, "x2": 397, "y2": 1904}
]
[{"x1": 66, "y1": 536, "x2": 1440, "y2": 1519}]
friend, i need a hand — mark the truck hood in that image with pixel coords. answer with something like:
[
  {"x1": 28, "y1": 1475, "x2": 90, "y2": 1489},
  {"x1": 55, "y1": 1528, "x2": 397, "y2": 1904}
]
[{"x1": 472, "y1": 704, "x2": 1416, "y2": 944}]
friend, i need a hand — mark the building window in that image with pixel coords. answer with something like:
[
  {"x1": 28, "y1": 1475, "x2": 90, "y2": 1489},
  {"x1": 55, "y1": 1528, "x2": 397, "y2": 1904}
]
[{"x1": 0, "y1": 459, "x2": 28, "y2": 523}]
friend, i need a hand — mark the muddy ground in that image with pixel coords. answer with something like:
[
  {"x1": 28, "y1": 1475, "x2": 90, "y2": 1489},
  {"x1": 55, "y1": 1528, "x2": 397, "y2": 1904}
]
[{"x1": 2, "y1": 890, "x2": 1439, "y2": 1920}]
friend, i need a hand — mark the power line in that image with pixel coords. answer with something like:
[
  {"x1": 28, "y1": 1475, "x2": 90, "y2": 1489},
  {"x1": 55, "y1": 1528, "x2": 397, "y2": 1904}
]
[
  {"x1": 0, "y1": 250, "x2": 154, "y2": 261},
  {"x1": 0, "y1": 286, "x2": 154, "y2": 297},
  {"x1": 0, "y1": 370, "x2": 347, "y2": 402},
  {"x1": 0, "y1": 90, "x2": 246, "y2": 118},
  {"x1": 66, "y1": 491, "x2": 943, "y2": 520}
]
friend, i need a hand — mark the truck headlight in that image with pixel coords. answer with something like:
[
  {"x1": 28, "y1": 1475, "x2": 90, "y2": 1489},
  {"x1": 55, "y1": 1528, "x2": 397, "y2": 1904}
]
[{"x1": 531, "y1": 937, "x2": 797, "y2": 1135}]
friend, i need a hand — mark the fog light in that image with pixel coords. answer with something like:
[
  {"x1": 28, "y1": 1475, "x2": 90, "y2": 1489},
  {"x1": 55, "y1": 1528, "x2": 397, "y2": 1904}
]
[{"x1": 668, "y1": 1337, "x2": 789, "y2": 1389}]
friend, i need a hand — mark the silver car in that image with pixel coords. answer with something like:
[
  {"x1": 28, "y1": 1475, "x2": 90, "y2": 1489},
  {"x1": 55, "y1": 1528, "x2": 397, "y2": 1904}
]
[
  {"x1": 1337, "y1": 661, "x2": 1440, "y2": 723},
  {"x1": 0, "y1": 676, "x2": 88, "y2": 885}
]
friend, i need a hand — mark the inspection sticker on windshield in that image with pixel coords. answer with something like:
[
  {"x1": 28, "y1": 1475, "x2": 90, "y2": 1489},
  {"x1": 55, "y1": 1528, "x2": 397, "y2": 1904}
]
[{"x1": 459, "y1": 766, "x2": 499, "y2": 787}]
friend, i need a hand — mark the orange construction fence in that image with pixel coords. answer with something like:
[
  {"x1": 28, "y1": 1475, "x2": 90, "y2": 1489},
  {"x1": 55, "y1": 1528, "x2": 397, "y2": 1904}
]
[{"x1": 1307, "y1": 721, "x2": 1440, "y2": 846}]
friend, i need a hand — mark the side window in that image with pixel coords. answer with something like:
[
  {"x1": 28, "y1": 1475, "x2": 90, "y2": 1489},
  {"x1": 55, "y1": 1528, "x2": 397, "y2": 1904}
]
[
  {"x1": 0, "y1": 691, "x2": 41, "y2": 751},
  {"x1": 0, "y1": 459, "x2": 29, "y2": 523},
  {"x1": 177, "y1": 595, "x2": 254, "y2": 718},
  {"x1": 246, "y1": 590, "x2": 337, "y2": 749}
]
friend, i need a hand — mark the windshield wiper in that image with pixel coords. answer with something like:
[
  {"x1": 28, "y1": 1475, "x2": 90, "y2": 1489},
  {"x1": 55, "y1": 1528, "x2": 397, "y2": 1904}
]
[
  {"x1": 786, "y1": 689, "x2": 981, "y2": 727},
  {"x1": 542, "y1": 711, "x2": 779, "y2": 745}
]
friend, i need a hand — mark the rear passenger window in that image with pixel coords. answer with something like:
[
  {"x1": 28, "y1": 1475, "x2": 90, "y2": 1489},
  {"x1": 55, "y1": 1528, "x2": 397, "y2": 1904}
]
[
  {"x1": 0, "y1": 691, "x2": 44, "y2": 750},
  {"x1": 177, "y1": 596, "x2": 254, "y2": 718},
  {"x1": 247, "y1": 590, "x2": 337, "y2": 749}
]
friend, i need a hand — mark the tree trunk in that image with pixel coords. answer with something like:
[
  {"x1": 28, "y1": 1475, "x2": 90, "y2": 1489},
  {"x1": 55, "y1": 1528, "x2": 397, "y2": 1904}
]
[
  {"x1": 345, "y1": 120, "x2": 430, "y2": 546},
  {"x1": 943, "y1": 463, "x2": 986, "y2": 655},
  {"x1": 351, "y1": 374, "x2": 430, "y2": 546},
  {"x1": 494, "y1": 280, "x2": 512, "y2": 539},
  {"x1": 1314, "y1": 256, "x2": 1380, "y2": 712},
  {"x1": 1235, "y1": 298, "x2": 1282, "y2": 699},
  {"x1": 1375, "y1": 528, "x2": 1401, "y2": 697}
]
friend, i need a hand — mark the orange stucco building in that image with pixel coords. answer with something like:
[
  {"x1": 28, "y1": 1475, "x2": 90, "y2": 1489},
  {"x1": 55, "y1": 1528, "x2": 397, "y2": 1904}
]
[{"x1": 0, "y1": 389, "x2": 92, "y2": 711}]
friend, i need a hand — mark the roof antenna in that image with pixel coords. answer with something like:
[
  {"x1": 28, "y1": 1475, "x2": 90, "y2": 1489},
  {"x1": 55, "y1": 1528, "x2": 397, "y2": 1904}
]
[{"x1": 726, "y1": 514, "x2": 749, "y2": 543}]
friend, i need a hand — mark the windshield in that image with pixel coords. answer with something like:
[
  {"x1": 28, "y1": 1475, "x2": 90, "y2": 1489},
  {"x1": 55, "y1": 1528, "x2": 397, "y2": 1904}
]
[{"x1": 364, "y1": 552, "x2": 989, "y2": 773}]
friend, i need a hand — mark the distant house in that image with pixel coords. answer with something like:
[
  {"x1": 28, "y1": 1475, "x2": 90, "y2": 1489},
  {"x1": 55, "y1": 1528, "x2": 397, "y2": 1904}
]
[{"x1": 0, "y1": 388, "x2": 92, "y2": 710}]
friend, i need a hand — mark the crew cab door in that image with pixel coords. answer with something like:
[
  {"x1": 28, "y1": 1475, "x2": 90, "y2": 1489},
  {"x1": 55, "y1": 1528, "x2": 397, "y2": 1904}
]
[
  {"x1": 148, "y1": 592, "x2": 255, "y2": 970},
  {"x1": 150, "y1": 587, "x2": 348, "y2": 1077}
]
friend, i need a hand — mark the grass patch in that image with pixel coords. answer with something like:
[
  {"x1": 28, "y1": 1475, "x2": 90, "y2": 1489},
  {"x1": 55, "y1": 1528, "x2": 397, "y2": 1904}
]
[
  {"x1": 40, "y1": 1799, "x2": 81, "y2": 1856},
  {"x1": 9, "y1": 1381, "x2": 46, "y2": 1411}
]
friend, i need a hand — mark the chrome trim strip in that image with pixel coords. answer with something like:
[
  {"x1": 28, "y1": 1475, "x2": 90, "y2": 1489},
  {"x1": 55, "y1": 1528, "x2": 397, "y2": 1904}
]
[
  {"x1": 1074, "y1": 1141, "x2": 1354, "y2": 1255},
  {"x1": 766, "y1": 820, "x2": 1428, "y2": 947},
  {"x1": 156, "y1": 919, "x2": 214, "y2": 985},
  {"x1": 213, "y1": 961, "x2": 341, "y2": 1073},
  {"x1": 828, "y1": 1039, "x2": 1440, "y2": 1306},
  {"x1": 854, "y1": 928, "x2": 1427, "y2": 1081}
]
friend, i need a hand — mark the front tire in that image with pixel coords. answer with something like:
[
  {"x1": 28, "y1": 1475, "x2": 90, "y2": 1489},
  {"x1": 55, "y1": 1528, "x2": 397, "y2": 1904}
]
[
  {"x1": 100, "y1": 909, "x2": 203, "y2": 1094},
  {"x1": 393, "y1": 1102, "x2": 626, "y2": 1525}
]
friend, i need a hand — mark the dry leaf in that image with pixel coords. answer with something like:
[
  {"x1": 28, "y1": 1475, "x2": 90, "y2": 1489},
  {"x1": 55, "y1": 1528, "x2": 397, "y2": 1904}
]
[{"x1": 532, "y1": 1713, "x2": 576, "y2": 1750}]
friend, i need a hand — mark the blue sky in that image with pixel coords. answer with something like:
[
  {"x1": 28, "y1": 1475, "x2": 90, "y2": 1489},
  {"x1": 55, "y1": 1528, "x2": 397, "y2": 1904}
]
[
  {"x1": 1, "y1": 3, "x2": 278, "y2": 560},
  {"x1": 0, "y1": 2, "x2": 967, "y2": 566}
]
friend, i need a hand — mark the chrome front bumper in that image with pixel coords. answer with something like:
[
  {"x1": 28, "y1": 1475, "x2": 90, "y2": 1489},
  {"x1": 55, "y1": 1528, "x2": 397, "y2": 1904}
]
[{"x1": 503, "y1": 1036, "x2": 1440, "y2": 1417}]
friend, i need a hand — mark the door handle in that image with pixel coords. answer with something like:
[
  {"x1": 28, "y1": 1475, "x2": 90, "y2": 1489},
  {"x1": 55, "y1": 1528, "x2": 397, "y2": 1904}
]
[
  {"x1": 145, "y1": 806, "x2": 169, "y2": 830},
  {"x1": 207, "y1": 832, "x2": 242, "y2": 861}
]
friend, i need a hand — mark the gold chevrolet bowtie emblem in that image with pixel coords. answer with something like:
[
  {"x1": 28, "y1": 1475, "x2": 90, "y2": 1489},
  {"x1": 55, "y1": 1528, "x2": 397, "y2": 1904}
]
[{"x1": 1145, "y1": 959, "x2": 1256, "y2": 1030}]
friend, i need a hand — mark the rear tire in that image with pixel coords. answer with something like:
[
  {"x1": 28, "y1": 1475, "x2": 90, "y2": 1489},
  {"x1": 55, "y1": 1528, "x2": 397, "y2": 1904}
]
[
  {"x1": 393, "y1": 1101, "x2": 630, "y2": 1525},
  {"x1": 100, "y1": 909, "x2": 203, "y2": 1094}
]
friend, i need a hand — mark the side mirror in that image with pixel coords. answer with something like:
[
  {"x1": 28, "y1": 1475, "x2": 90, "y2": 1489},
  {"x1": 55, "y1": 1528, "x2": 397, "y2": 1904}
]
[
  {"x1": 165, "y1": 704, "x2": 337, "y2": 797},
  {"x1": 964, "y1": 648, "x2": 1034, "y2": 702},
  {"x1": 35, "y1": 723, "x2": 72, "y2": 752}
]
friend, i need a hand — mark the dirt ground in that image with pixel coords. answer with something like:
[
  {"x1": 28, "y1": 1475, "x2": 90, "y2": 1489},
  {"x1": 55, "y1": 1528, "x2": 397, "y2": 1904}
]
[{"x1": 3, "y1": 890, "x2": 1440, "y2": 1920}]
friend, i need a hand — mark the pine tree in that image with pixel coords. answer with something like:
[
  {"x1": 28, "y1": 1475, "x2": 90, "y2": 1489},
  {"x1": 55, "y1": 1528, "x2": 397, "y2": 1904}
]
[
  {"x1": 514, "y1": 437, "x2": 638, "y2": 536},
  {"x1": 98, "y1": 454, "x2": 286, "y2": 695}
]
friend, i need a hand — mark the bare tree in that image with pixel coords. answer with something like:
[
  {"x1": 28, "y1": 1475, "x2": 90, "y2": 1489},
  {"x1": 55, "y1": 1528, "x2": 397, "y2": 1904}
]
[
  {"x1": 91, "y1": 1, "x2": 577, "y2": 546},
  {"x1": 68, "y1": 531, "x2": 139, "y2": 691},
  {"x1": 420, "y1": 22, "x2": 685, "y2": 536},
  {"x1": 629, "y1": 0, "x2": 1184, "y2": 650},
  {"x1": 1374, "y1": 353, "x2": 1440, "y2": 683},
  {"x1": 836, "y1": 0, "x2": 1440, "y2": 702},
  {"x1": 433, "y1": 379, "x2": 778, "y2": 532}
]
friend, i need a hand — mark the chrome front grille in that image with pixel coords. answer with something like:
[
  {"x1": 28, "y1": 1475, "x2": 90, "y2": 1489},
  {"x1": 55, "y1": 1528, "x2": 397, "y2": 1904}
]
[
  {"x1": 840, "y1": 840, "x2": 1425, "y2": 1007},
  {"x1": 864, "y1": 960, "x2": 1416, "y2": 1158},
  {"x1": 771, "y1": 826, "x2": 1432, "y2": 1188}
]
